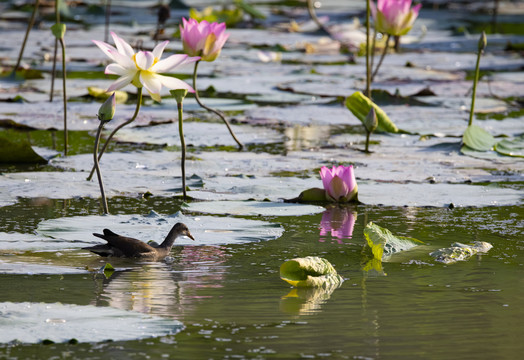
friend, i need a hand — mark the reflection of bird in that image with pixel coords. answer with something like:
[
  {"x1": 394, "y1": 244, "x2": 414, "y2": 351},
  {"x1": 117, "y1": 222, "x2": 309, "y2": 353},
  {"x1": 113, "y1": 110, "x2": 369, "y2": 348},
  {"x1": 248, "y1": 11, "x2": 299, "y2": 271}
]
[{"x1": 83, "y1": 223, "x2": 194, "y2": 260}]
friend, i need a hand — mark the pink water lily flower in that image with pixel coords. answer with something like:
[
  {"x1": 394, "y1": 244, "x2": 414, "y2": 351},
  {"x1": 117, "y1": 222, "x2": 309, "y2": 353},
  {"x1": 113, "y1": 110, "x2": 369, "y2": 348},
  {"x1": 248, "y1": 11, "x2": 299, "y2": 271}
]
[
  {"x1": 371, "y1": 0, "x2": 422, "y2": 36},
  {"x1": 180, "y1": 18, "x2": 230, "y2": 62},
  {"x1": 320, "y1": 165, "x2": 358, "y2": 202},
  {"x1": 93, "y1": 32, "x2": 200, "y2": 102}
]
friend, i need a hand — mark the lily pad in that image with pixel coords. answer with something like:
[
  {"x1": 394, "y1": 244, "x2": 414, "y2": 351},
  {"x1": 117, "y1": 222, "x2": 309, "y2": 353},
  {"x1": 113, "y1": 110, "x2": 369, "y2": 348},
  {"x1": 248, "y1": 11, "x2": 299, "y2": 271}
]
[
  {"x1": 280, "y1": 256, "x2": 344, "y2": 288},
  {"x1": 0, "y1": 302, "x2": 183, "y2": 344},
  {"x1": 364, "y1": 222, "x2": 423, "y2": 261},
  {"x1": 187, "y1": 200, "x2": 324, "y2": 217},
  {"x1": 36, "y1": 212, "x2": 284, "y2": 246},
  {"x1": 429, "y1": 241, "x2": 493, "y2": 264},
  {"x1": 494, "y1": 135, "x2": 524, "y2": 158},
  {"x1": 114, "y1": 121, "x2": 283, "y2": 147}
]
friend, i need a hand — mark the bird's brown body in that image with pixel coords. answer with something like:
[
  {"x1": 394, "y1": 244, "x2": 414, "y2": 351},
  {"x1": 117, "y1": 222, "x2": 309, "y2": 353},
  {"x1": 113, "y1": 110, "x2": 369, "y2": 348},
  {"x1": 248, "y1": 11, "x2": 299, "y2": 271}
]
[{"x1": 83, "y1": 222, "x2": 194, "y2": 260}]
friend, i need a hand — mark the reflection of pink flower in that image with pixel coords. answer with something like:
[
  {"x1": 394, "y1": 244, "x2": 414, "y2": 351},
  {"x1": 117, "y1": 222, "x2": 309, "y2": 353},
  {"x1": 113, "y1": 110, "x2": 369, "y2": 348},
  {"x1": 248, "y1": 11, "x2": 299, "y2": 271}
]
[
  {"x1": 320, "y1": 165, "x2": 358, "y2": 202},
  {"x1": 319, "y1": 207, "x2": 357, "y2": 243},
  {"x1": 371, "y1": 0, "x2": 422, "y2": 36}
]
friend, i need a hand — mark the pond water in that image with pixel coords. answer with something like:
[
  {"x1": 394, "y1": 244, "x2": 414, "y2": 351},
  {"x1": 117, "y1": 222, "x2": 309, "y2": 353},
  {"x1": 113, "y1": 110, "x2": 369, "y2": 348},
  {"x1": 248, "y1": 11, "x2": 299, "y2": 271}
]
[{"x1": 1, "y1": 0, "x2": 524, "y2": 358}]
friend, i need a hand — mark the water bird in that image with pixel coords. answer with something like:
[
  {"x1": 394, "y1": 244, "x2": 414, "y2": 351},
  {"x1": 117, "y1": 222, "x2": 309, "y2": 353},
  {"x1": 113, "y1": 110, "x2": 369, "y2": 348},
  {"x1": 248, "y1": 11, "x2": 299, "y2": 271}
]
[{"x1": 83, "y1": 222, "x2": 194, "y2": 260}]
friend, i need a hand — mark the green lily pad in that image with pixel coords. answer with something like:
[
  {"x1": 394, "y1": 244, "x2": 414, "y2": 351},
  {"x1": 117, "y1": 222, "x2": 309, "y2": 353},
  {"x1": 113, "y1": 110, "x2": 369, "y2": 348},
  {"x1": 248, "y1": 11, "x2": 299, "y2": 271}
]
[
  {"x1": 36, "y1": 212, "x2": 283, "y2": 246},
  {"x1": 280, "y1": 256, "x2": 344, "y2": 288},
  {"x1": 494, "y1": 135, "x2": 524, "y2": 158},
  {"x1": 187, "y1": 200, "x2": 324, "y2": 216},
  {"x1": 0, "y1": 302, "x2": 183, "y2": 344},
  {"x1": 364, "y1": 222, "x2": 423, "y2": 261},
  {"x1": 462, "y1": 124, "x2": 496, "y2": 151},
  {"x1": 429, "y1": 241, "x2": 493, "y2": 264}
]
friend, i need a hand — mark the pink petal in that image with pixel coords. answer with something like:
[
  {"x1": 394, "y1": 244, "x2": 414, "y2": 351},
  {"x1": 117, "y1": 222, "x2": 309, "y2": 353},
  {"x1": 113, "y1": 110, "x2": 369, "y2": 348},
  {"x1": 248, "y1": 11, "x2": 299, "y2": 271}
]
[{"x1": 151, "y1": 54, "x2": 189, "y2": 73}]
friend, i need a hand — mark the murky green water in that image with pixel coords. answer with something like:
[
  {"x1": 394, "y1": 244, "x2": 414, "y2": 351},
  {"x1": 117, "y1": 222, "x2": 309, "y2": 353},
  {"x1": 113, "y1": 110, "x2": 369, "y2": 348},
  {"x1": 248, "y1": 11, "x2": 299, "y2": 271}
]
[
  {"x1": 1, "y1": 0, "x2": 524, "y2": 358},
  {"x1": 1, "y1": 198, "x2": 523, "y2": 359}
]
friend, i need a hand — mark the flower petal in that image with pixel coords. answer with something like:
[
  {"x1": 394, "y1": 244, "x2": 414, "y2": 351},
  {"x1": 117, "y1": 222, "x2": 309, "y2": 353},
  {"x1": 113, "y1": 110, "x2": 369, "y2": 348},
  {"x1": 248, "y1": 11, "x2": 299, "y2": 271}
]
[
  {"x1": 152, "y1": 40, "x2": 169, "y2": 60},
  {"x1": 155, "y1": 74, "x2": 195, "y2": 93},
  {"x1": 105, "y1": 63, "x2": 132, "y2": 76},
  {"x1": 107, "y1": 49, "x2": 135, "y2": 69},
  {"x1": 135, "y1": 51, "x2": 155, "y2": 70},
  {"x1": 110, "y1": 32, "x2": 135, "y2": 57},
  {"x1": 140, "y1": 71, "x2": 163, "y2": 95},
  {"x1": 106, "y1": 73, "x2": 135, "y2": 92},
  {"x1": 93, "y1": 40, "x2": 120, "y2": 63}
]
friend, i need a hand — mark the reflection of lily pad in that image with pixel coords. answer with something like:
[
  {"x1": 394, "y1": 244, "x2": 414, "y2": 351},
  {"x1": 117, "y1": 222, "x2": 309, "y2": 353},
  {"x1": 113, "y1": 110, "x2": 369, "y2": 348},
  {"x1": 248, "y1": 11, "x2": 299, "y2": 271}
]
[
  {"x1": 364, "y1": 222, "x2": 423, "y2": 261},
  {"x1": 0, "y1": 302, "x2": 183, "y2": 344},
  {"x1": 36, "y1": 212, "x2": 283, "y2": 246},
  {"x1": 187, "y1": 200, "x2": 324, "y2": 216},
  {"x1": 280, "y1": 256, "x2": 344, "y2": 288}
]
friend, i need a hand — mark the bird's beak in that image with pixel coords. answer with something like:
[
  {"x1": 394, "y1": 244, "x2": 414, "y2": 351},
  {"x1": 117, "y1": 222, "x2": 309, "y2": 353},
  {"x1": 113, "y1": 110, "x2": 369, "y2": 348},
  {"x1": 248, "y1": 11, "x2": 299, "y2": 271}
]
[{"x1": 185, "y1": 231, "x2": 195, "y2": 241}]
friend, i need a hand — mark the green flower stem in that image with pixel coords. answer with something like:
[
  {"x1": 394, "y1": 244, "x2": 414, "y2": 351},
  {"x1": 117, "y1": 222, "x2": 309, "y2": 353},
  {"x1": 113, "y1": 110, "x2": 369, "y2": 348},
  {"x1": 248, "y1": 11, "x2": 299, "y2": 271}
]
[
  {"x1": 50, "y1": 0, "x2": 60, "y2": 102},
  {"x1": 468, "y1": 39, "x2": 483, "y2": 127},
  {"x1": 93, "y1": 119, "x2": 110, "y2": 214},
  {"x1": 86, "y1": 87, "x2": 143, "y2": 181},
  {"x1": 192, "y1": 60, "x2": 244, "y2": 150},
  {"x1": 59, "y1": 37, "x2": 68, "y2": 156},
  {"x1": 176, "y1": 98, "x2": 187, "y2": 200},
  {"x1": 371, "y1": 34, "x2": 391, "y2": 82},
  {"x1": 365, "y1": 0, "x2": 371, "y2": 99},
  {"x1": 10, "y1": 0, "x2": 40, "y2": 78},
  {"x1": 365, "y1": 130, "x2": 371, "y2": 153}
]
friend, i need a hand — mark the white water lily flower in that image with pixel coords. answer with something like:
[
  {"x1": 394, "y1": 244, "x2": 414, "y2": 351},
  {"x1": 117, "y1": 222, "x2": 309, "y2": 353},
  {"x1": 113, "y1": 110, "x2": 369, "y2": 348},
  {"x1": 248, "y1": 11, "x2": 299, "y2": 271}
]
[{"x1": 93, "y1": 32, "x2": 200, "y2": 102}]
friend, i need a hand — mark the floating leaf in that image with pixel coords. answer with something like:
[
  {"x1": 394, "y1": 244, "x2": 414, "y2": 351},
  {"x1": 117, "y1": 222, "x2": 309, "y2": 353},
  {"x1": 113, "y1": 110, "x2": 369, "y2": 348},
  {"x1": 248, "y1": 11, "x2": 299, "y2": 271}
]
[
  {"x1": 189, "y1": 6, "x2": 243, "y2": 27},
  {"x1": 429, "y1": 241, "x2": 493, "y2": 264},
  {"x1": 345, "y1": 91, "x2": 399, "y2": 133},
  {"x1": 0, "y1": 302, "x2": 183, "y2": 344},
  {"x1": 280, "y1": 256, "x2": 344, "y2": 288},
  {"x1": 284, "y1": 187, "x2": 327, "y2": 203},
  {"x1": 234, "y1": 0, "x2": 266, "y2": 19},
  {"x1": 0, "y1": 132, "x2": 48, "y2": 164},
  {"x1": 462, "y1": 124, "x2": 496, "y2": 151},
  {"x1": 363, "y1": 222, "x2": 423, "y2": 261},
  {"x1": 494, "y1": 135, "x2": 524, "y2": 158},
  {"x1": 87, "y1": 87, "x2": 129, "y2": 104},
  {"x1": 187, "y1": 200, "x2": 324, "y2": 216}
]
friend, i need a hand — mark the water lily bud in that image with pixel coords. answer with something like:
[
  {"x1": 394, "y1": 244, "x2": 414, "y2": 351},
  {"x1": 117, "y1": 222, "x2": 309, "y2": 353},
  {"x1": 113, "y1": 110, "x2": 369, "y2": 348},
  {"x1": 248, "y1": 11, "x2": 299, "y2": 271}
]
[
  {"x1": 98, "y1": 93, "x2": 116, "y2": 122},
  {"x1": 171, "y1": 89, "x2": 188, "y2": 104},
  {"x1": 51, "y1": 23, "x2": 66, "y2": 39},
  {"x1": 478, "y1": 31, "x2": 487, "y2": 52},
  {"x1": 364, "y1": 107, "x2": 378, "y2": 133}
]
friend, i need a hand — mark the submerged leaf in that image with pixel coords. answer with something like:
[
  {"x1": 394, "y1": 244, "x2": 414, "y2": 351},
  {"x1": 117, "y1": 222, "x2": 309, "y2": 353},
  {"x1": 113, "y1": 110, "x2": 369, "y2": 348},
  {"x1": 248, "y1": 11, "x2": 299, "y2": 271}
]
[
  {"x1": 462, "y1": 124, "x2": 496, "y2": 151},
  {"x1": 345, "y1": 91, "x2": 399, "y2": 133},
  {"x1": 0, "y1": 133, "x2": 48, "y2": 164},
  {"x1": 429, "y1": 241, "x2": 493, "y2": 264},
  {"x1": 363, "y1": 222, "x2": 423, "y2": 261},
  {"x1": 280, "y1": 256, "x2": 344, "y2": 288}
]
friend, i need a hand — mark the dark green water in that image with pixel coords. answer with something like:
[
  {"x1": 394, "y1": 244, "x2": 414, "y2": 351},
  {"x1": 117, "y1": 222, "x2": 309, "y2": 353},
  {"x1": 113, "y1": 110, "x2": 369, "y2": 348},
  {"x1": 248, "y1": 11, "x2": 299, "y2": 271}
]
[{"x1": 1, "y1": 199, "x2": 523, "y2": 359}]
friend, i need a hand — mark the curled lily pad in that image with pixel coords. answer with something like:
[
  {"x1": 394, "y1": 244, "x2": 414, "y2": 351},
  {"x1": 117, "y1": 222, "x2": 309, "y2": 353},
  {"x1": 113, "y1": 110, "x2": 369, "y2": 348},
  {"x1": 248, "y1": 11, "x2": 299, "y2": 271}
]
[
  {"x1": 280, "y1": 256, "x2": 344, "y2": 288},
  {"x1": 0, "y1": 131, "x2": 48, "y2": 164},
  {"x1": 429, "y1": 241, "x2": 493, "y2": 264},
  {"x1": 494, "y1": 135, "x2": 524, "y2": 158},
  {"x1": 345, "y1": 91, "x2": 399, "y2": 133},
  {"x1": 462, "y1": 124, "x2": 496, "y2": 151},
  {"x1": 364, "y1": 222, "x2": 423, "y2": 261}
]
